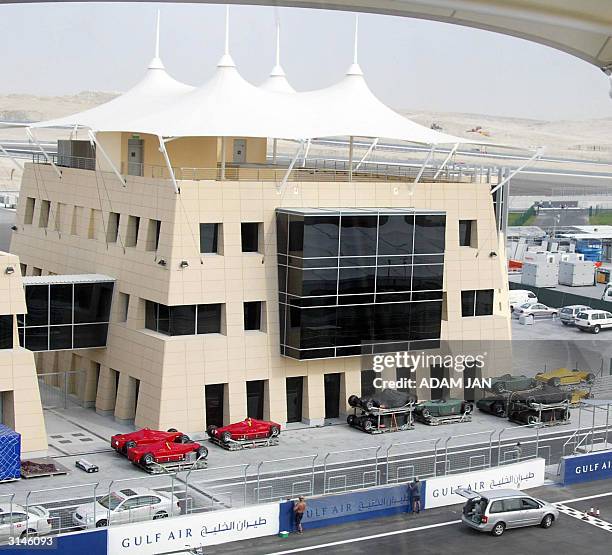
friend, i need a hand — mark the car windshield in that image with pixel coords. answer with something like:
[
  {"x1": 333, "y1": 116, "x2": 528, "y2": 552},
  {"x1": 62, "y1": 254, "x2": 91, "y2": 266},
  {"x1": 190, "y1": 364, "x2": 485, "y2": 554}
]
[
  {"x1": 98, "y1": 493, "x2": 124, "y2": 510},
  {"x1": 560, "y1": 308, "x2": 572, "y2": 314},
  {"x1": 520, "y1": 303, "x2": 531, "y2": 309}
]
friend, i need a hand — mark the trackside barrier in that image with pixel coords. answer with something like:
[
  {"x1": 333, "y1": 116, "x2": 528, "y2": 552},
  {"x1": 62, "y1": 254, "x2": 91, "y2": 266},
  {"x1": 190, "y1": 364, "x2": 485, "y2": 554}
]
[
  {"x1": 559, "y1": 450, "x2": 612, "y2": 485},
  {"x1": 0, "y1": 529, "x2": 107, "y2": 554},
  {"x1": 106, "y1": 503, "x2": 280, "y2": 555}
]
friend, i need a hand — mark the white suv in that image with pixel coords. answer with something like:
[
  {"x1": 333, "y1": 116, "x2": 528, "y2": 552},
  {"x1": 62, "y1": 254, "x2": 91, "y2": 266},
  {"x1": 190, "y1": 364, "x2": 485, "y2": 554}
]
[{"x1": 575, "y1": 310, "x2": 612, "y2": 334}]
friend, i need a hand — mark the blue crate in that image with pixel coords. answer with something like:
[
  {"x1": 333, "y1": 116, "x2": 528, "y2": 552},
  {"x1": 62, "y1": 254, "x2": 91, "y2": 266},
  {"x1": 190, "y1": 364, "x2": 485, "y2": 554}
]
[{"x1": 0, "y1": 424, "x2": 21, "y2": 481}]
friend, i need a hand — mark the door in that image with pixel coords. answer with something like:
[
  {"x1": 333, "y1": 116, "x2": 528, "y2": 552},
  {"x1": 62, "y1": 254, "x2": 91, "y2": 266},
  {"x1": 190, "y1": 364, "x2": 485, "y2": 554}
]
[
  {"x1": 127, "y1": 139, "x2": 144, "y2": 177},
  {"x1": 247, "y1": 380, "x2": 265, "y2": 420},
  {"x1": 205, "y1": 384, "x2": 225, "y2": 428},
  {"x1": 502, "y1": 497, "x2": 528, "y2": 527},
  {"x1": 233, "y1": 139, "x2": 247, "y2": 164},
  {"x1": 120, "y1": 498, "x2": 141, "y2": 523},
  {"x1": 324, "y1": 373, "x2": 341, "y2": 419},
  {"x1": 520, "y1": 497, "x2": 544, "y2": 525},
  {"x1": 605, "y1": 312, "x2": 612, "y2": 328},
  {"x1": 286, "y1": 377, "x2": 303, "y2": 423}
]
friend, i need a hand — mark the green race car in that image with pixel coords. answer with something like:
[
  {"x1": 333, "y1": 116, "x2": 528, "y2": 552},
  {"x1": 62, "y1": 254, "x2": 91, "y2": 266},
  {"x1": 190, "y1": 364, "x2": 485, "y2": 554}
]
[{"x1": 414, "y1": 398, "x2": 473, "y2": 421}]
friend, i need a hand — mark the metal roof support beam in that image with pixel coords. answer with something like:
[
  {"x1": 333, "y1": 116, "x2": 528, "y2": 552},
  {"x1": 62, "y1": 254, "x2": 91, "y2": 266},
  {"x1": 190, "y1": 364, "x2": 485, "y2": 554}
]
[
  {"x1": 301, "y1": 138, "x2": 312, "y2": 168},
  {"x1": 354, "y1": 138, "x2": 378, "y2": 171},
  {"x1": 159, "y1": 136, "x2": 179, "y2": 194},
  {"x1": 490, "y1": 148, "x2": 544, "y2": 195},
  {"x1": 433, "y1": 143, "x2": 459, "y2": 180},
  {"x1": 0, "y1": 142, "x2": 24, "y2": 171},
  {"x1": 348, "y1": 136, "x2": 354, "y2": 181},
  {"x1": 272, "y1": 138, "x2": 278, "y2": 164},
  {"x1": 87, "y1": 130, "x2": 126, "y2": 187},
  {"x1": 277, "y1": 140, "x2": 304, "y2": 193},
  {"x1": 26, "y1": 127, "x2": 62, "y2": 179},
  {"x1": 414, "y1": 144, "x2": 436, "y2": 184}
]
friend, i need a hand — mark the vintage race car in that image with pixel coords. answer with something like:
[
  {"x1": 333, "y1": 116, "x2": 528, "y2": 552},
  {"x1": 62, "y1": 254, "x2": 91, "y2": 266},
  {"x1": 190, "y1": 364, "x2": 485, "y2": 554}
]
[
  {"x1": 534, "y1": 368, "x2": 596, "y2": 387},
  {"x1": 476, "y1": 396, "x2": 508, "y2": 417},
  {"x1": 348, "y1": 389, "x2": 417, "y2": 412},
  {"x1": 487, "y1": 374, "x2": 537, "y2": 394},
  {"x1": 414, "y1": 398, "x2": 473, "y2": 420},
  {"x1": 506, "y1": 385, "x2": 572, "y2": 425},
  {"x1": 207, "y1": 418, "x2": 281, "y2": 444},
  {"x1": 127, "y1": 438, "x2": 208, "y2": 466},
  {"x1": 111, "y1": 428, "x2": 190, "y2": 454}
]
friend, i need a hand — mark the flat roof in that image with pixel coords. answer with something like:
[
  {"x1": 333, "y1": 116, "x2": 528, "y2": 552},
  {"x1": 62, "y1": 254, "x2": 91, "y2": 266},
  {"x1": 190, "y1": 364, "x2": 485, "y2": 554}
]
[
  {"x1": 21, "y1": 274, "x2": 115, "y2": 285},
  {"x1": 276, "y1": 207, "x2": 445, "y2": 216}
]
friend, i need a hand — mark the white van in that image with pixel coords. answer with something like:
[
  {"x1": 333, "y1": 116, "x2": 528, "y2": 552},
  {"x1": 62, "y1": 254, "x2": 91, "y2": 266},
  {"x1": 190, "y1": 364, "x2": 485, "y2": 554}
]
[{"x1": 509, "y1": 290, "x2": 538, "y2": 312}]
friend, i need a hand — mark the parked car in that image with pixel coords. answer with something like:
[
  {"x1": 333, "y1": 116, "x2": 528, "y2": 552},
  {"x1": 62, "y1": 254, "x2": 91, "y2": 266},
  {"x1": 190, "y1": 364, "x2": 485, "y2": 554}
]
[
  {"x1": 575, "y1": 309, "x2": 612, "y2": 334},
  {"x1": 559, "y1": 305, "x2": 591, "y2": 326},
  {"x1": 507, "y1": 386, "x2": 571, "y2": 425},
  {"x1": 478, "y1": 384, "x2": 566, "y2": 419},
  {"x1": 534, "y1": 368, "x2": 596, "y2": 387},
  {"x1": 348, "y1": 389, "x2": 416, "y2": 412},
  {"x1": 459, "y1": 488, "x2": 559, "y2": 537},
  {"x1": 487, "y1": 374, "x2": 537, "y2": 394},
  {"x1": 207, "y1": 418, "x2": 281, "y2": 444},
  {"x1": 111, "y1": 428, "x2": 190, "y2": 454},
  {"x1": 75, "y1": 459, "x2": 99, "y2": 473},
  {"x1": 513, "y1": 303, "x2": 557, "y2": 319},
  {"x1": 414, "y1": 398, "x2": 472, "y2": 421},
  {"x1": 476, "y1": 396, "x2": 508, "y2": 417},
  {"x1": 72, "y1": 487, "x2": 180, "y2": 529},
  {"x1": 509, "y1": 290, "x2": 538, "y2": 312},
  {"x1": 127, "y1": 438, "x2": 208, "y2": 466},
  {"x1": 0, "y1": 504, "x2": 52, "y2": 540}
]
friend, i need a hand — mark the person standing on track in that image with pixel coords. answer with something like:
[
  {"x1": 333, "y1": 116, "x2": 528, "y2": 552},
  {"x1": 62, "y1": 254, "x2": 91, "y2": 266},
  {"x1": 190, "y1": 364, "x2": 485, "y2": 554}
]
[
  {"x1": 294, "y1": 496, "x2": 306, "y2": 534},
  {"x1": 409, "y1": 477, "x2": 421, "y2": 514}
]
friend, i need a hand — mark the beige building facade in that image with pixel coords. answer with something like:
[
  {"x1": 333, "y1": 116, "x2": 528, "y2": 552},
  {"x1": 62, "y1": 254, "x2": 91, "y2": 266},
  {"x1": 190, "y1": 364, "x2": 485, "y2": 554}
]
[{"x1": 10, "y1": 130, "x2": 512, "y2": 434}]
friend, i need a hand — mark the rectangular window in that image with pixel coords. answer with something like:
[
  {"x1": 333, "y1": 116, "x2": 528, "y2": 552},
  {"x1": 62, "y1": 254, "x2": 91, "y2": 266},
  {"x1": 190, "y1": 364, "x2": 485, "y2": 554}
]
[
  {"x1": 19, "y1": 263, "x2": 26, "y2": 276},
  {"x1": 0, "y1": 315, "x2": 13, "y2": 349},
  {"x1": 197, "y1": 304, "x2": 222, "y2": 334},
  {"x1": 244, "y1": 301, "x2": 262, "y2": 331},
  {"x1": 24, "y1": 197, "x2": 35, "y2": 225},
  {"x1": 118, "y1": 292, "x2": 130, "y2": 323},
  {"x1": 107, "y1": 212, "x2": 120, "y2": 243},
  {"x1": 145, "y1": 219, "x2": 161, "y2": 252},
  {"x1": 361, "y1": 369, "x2": 376, "y2": 397},
  {"x1": 39, "y1": 200, "x2": 50, "y2": 228},
  {"x1": 88, "y1": 209, "x2": 101, "y2": 240},
  {"x1": 241, "y1": 222, "x2": 261, "y2": 253},
  {"x1": 71, "y1": 206, "x2": 82, "y2": 236},
  {"x1": 199, "y1": 223, "x2": 220, "y2": 254},
  {"x1": 32, "y1": 267, "x2": 42, "y2": 276},
  {"x1": 145, "y1": 301, "x2": 222, "y2": 335},
  {"x1": 461, "y1": 289, "x2": 494, "y2": 317},
  {"x1": 459, "y1": 220, "x2": 476, "y2": 247},
  {"x1": 126, "y1": 216, "x2": 140, "y2": 247},
  {"x1": 205, "y1": 383, "x2": 225, "y2": 428}
]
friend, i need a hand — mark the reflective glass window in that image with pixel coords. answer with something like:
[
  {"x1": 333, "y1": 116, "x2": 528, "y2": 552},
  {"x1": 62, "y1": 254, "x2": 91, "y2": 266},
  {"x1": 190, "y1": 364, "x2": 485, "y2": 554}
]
[
  {"x1": 376, "y1": 266, "x2": 412, "y2": 292},
  {"x1": 49, "y1": 325, "x2": 72, "y2": 350},
  {"x1": 300, "y1": 307, "x2": 337, "y2": 349},
  {"x1": 199, "y1": 223, "x2": 219, "y2": 254},
  {"x1": 301, "y1": 268, "x2": 338, "y2": 297},
  {"x1": 336, "y1": 305, "x2": 375, "y2": 346},
  {"x1": 169, "y1": 305, "x2": 196, "y2": 336},
  {"x1": 378, "y1": 215, "x2": 414, "y2": 255},
  {"x1": 25, "y1": 285, "x2": 48, "y2": 326},
  {"x1": 145, "y1": 301, "x2": 157, "y2": 331},
  {"x1": 74, "y1": 282, "x2": 113, "y2": 323},
  {"x1": 338, "y1": 267, "x2": 375, "y2": 295},
  {"x1": 157, "y1": 304, "x2": 169, "y2": 334},
  {"x1": 50, "y1": 284, "x2": 73, "y2": 325},
  {"x1": 73, "y1": 324, "x2": 108, "y2": 348},
  {"x1": 414, "y1": 215, "x2": 445, "y2": 254},
  {"x1": 303, "y1": 216, "x2": 339, "y2": 258},
  {"x1": 24, "y1": 326, "x2": 48, "y2": 351},
  {"x1": 0, "y1": 315, "x2": 13, "y2": 349},
  {"x1": 476, "y1": 290, "x2": 494, "y2": 316},
  {"x1": 340, "y1": 215, "x2": 377, "y2": 256},
  {"x1": 409, "y1": 302, "x2": 443, "y2": 340},
  {"x1": 244, "y1": 301, "x2": 262, "y2": 331},
  {"x1": 412, "y1": 265, "x2": 444, "y2": 291},
  {"x1": 276, "y1": 212, "x2": 289, "y2": 254},
  {"x1": 197, "y1": 304, "x2": 221, "y2": 334}
]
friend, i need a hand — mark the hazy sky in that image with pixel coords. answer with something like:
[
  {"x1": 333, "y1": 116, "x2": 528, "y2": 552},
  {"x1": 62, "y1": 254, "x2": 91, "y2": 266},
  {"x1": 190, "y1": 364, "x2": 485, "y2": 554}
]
[{"x1": 1, "y1": 2, "x2": 611, "y2": 120}]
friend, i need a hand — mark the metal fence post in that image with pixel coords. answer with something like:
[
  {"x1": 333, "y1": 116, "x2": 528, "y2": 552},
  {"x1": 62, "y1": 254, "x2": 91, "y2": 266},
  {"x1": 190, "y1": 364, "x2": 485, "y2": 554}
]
[
  {"x1": 256, "y1": 462, "x2": 263, "y2": 504},
  {"x1": 433, "y1": 438, "x2": 440, "y2": 477},
  {"x1": 93, "y1": 482, "x2": 99, "y2": 528},
  {"x1": 443, "y1": 437, "x2": 451, "y2": 475},
  {"x1": 323, "y1": 453, "x2": 330, "y2": 494},
  {"x1": 374, "y1": 446, "x2": 381, "y2": 486},
  {"x1": 488, "y1": 431, "x2": 495, "y2": 467},
  {"x1": 243, "y1": 464, "x2": 250, "y2": 507},
  {"x1": 385, "y1": 444, "x2": 393, "y2": 485}
]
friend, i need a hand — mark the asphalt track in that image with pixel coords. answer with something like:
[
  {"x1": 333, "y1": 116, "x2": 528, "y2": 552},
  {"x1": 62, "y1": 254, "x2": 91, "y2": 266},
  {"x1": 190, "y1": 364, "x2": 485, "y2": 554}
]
[{"x1": 216, "y1": 481, "x2": 612, "y2": 555}]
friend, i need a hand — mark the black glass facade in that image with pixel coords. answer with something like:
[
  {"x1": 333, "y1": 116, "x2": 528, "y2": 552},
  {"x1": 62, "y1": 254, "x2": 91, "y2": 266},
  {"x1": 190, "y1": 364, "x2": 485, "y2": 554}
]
[
  {"x1": 145, "y1": 301, "x2": 222, "y2": 336},
  {"x1": 18, "y1": 281, "x2": 113, "y2": 351},
  {"x1": 276, "y1": 208, "x2": 445, "y2": 360}
]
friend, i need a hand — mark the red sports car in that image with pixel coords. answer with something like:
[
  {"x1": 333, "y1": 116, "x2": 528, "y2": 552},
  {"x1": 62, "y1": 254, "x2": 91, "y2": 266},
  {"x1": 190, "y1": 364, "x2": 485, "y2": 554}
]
[
  {"x1": 127, "y1": 438, "x2": 208, "y2": 466},
  {"x1": 111, "y1": 428, "x2": 190, "y2": 455},
  {"x1": 207, "y1": 418, "x2": 281, "y2": 444}
]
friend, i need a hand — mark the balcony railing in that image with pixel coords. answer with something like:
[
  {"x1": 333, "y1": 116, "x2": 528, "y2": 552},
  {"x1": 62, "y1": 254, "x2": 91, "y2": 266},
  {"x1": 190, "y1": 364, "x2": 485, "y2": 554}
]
[{"x1": 32, "y1": 153, "x2": 495, "y2": 184}]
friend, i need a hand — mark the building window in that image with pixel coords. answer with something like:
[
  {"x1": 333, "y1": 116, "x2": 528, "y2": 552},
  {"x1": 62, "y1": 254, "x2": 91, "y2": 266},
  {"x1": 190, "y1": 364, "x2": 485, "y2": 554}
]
[
  {"x1": 361, "y1": 369, "x2": 376, "y2": 397},
  {"x1": 88, "y1": 209, "x2": 101, "y2": 240},
  {"x1": 0, "y1": 315, "x2": 13, "y2": 349},
  {"x1": 39, "y1": 200, "x2": 50, "y2": 228},
  {"x1": 19, "y1": 264, "x2": 26, "y2": 276},
  {"x1": 126, "y1": 216, "x2": 140, "y2": 247},
  {"x1": 241, "y1": 222, "x2": 261, "y2": 253},
  {"x1": 118, "y1": 292, "x2": 130, "y2": 323},
  {"x1": 24, "y1": 197, "x2": 35, "y2": 225},
  {"x1": 459, "y1": 220, "x2": 476, "y2": 247},
  {"x1": 244, "y1": 301, "x2": 262, "y2": 331},
  {"x1": 145, "y1": 301, "x2": 222, "y2": 336},
  {"x1": 32, "y1": 267, "x2": 42, "y2": 276},
  {"x1": 396, "y1": 367, "x2": 413, "y2": 392},
  {"x1": 107, "y1": 212, "x2": 120, "y2": 243},
  {"x1": 461, "y1": 289, "x2": 494, "y2": 317},
  {"x1": 54, "y1": 203, "x2": 64, "y2": 232},
  {"x1": 200, "y1": 223, "x2": 220, "y2": 254},
  {"x1": 71, "y1": 206, "x2": 82, "y2": 236},
  {"x1": 146, "y1": 219, "x2": 161, "y2": 252}
]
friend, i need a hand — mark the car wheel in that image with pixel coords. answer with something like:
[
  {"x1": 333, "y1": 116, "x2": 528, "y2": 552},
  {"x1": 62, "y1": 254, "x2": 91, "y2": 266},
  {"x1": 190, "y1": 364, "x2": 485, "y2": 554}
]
[
  {"x1": 141, "y1": 452, "x2": 155, "y2": 466},
  {"x1": 347, "y1": 414, "x2": 355, "y2": 426},
  {"x1": 96, "y1": 520, "x2": 108, "y2": 528},
  {"x1": 123, "y1": 440, "x2": 136, "y2": 454},
  {"x1": 269, "y1": 425, "x2": 280, "y2": 438},
  {"x1": 528, "y1": 415, "x2": 538, "y2": 425},
  {"x1": 593, "y1": 325, "x2": 601, "y2": 334},
  {"x1": 206, "y1": 425, "x2": 218, "y2": 438},
  {"x1": 153, "y1": 511, "x2": 168, "y2": 520},
  {"x1": 421, "y1": 408, "x2": 431, "y2": 419},
  {"x1": 220, "y1": 431, "x2": 232, "y2": 444},
  {"x1": 493, "y1": 382, "x2": 505, "y2": 394},
  {"x1": 494, "y1": 403, "x2": 505, "y2": 416},
  {"x1": 540, "y1": 514, "x2": 554, "y2": 528},
  {"x1": 363, "y1": 419, "x2": 374, "y2": 431},
  {"x1": 20, "y1": 529, "x2": 37, "y2": 538},
  {"x1": 167, "y1": 428, "x2": 178, "y2": 433},
  {"x1": 196, "y1": 446, "x2": 209, "y2": 460},
  {"x1": 348, "y1": 395, "x2": 360, "y2": 408},
  {"x1": 562, "y1": 321, "x2": 568, "y2": 326},
  {"x1": 491, "y1": 522, "x2": 505, "y2": 537}
]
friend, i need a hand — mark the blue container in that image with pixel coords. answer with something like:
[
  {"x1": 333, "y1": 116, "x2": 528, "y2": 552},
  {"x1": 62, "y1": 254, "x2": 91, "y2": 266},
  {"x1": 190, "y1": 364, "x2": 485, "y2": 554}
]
[
  {"x1": 0, "y1": 424, "x2": 21, "y2": 480},
  {"x1": 576, "y1": 239, "x2": 603, "y2": 262}
]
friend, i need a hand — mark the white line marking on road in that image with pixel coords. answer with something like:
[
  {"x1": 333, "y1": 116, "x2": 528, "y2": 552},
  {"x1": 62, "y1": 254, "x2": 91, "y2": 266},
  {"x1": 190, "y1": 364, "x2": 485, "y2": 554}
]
[
  {"x1": 266, "y1": 520, "x2": 462, "y2": 554},
  {"x1": 555, "y1": 491, "x2": 612, "y2": 504},
  {"x1": 555, "y1": 504, "x2": 612, "y2": 533}
]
